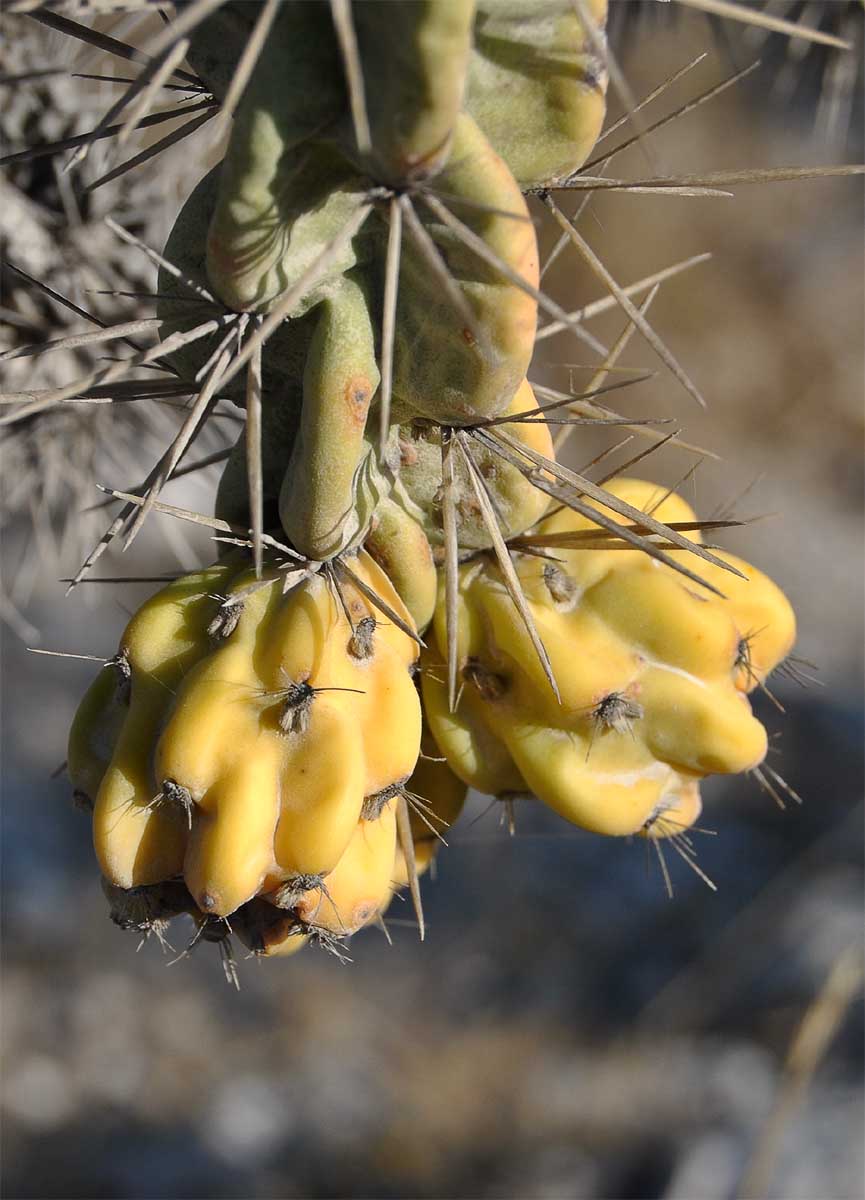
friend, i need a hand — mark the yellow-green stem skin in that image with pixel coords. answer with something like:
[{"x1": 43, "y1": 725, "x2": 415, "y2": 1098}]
[
  {"x1": 349, "y1": 0, "x2": 476, "y2": 181},
  {"x1": 467, "y1": 0, "x2": 609, "y2": 188}
]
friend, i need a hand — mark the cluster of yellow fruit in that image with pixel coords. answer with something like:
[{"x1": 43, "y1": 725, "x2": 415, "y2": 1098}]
[
  {"x1": 69, "y1": 551, "x2": 465, "y2": 962},
  {"x1": 68, "y1": 477, "x2": 795, "y2": 969},
  {"x1": 422, "y1": 479, "x2": 796, "y2": 844}
]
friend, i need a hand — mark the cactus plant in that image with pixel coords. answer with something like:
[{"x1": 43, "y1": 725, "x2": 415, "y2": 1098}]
[{"x1": 2, "y1": 0, "x2": 862, "y2": 976}]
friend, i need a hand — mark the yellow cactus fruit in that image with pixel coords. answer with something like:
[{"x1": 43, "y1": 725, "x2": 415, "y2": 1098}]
[
  {"x1": 422, "y1": 478, "x2": 796, "y2": 837},
  {"x1": 69, "y1": 551, "x2": 422, "y2": 926},
  {"x1": 66, "y1": 652, "x2": 131, "y2": 810},
  {"x1": 283, "y1": 799, "x2": 398, "y2": 937},
  {"x1": 84, "y1": 565, "x2": 231, "y2": 890}
]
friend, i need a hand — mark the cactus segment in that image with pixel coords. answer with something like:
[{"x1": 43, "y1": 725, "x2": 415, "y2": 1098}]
[
  {"x1": 392, "y1": 379, "x2": 554, "y2": 551},
  {"x1": 207, "y1": 138, "x2": 369, "y2": 316},
  {"x1": 277, "y1": 274, "x2": 387, "y2": 559},
  {"x1": 467, "y1": 0, "x2": 609, "y2": 188},
  {"x1": 348, "y1": 1, "x2": 476, "y2": 181},
  {"x1": 387, "y1": 114, "x2": 538, "y2": 426},
  {"x1": 422, "y1": 478, "x2": 796, "y2": 837}
]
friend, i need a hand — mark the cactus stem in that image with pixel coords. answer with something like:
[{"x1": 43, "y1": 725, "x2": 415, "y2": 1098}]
[
  {"x1": 209, "y1": 0, "x2": 279, "y2": 144},
  {"x1": 397, "y1": 194, "x2": 487, "y2": 354},
  {"x1": 420, "y1": 192, "x2": 608, "y2": 358},
  {"x1": 420, "y1": 183, "x2": 534, "y2": 224},
  {"x1": 214, "y1": 201, "x2": 374, "y2": 393}
]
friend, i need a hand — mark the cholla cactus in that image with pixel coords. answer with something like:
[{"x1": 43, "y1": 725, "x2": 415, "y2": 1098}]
[{"x1": 2, "y1": 0, "x2": 861, "y2": 976}]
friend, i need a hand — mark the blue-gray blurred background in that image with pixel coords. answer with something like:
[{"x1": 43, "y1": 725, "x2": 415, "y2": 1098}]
[{"x1": 2, "y1": 8, "x2": 863, "y2": 1199}]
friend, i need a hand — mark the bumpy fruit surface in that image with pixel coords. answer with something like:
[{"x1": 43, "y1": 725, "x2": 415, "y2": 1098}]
[
  {"x1": 422, "y1": 478, "x2": 796, "y2": 836},
  {"x1": 68, "y1": 552, "x2": 422, "y2": 920}
]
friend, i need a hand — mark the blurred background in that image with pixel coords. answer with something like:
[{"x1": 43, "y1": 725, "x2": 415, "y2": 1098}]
[{"x1": 1, "y1": 7, "x2": 863, "y2": 1199}]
